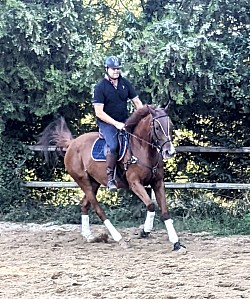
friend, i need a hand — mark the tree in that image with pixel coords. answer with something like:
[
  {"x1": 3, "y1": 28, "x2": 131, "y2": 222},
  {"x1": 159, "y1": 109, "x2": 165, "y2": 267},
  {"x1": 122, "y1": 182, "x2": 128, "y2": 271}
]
[
  {"x1": 0, "y1": 0, "x2": 249, "y2": 207},
  {"x1": 116, "y1": 0, "x2": 250, "y2": 188},
  {"x1": 118, "y1": 0, "x2": 250, "y2": 146}
]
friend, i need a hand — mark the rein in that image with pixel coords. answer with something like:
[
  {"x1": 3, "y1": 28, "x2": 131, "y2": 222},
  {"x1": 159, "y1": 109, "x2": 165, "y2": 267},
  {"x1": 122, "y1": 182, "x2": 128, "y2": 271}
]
[
  {"x1": 123, "y1": 132, "x2": 161, "y2": 176},
  {"x1": 124, "y1": 112, "x2": 171, "y2": 176},
  {"x1": 125, "y1": 113, "x2": 171, "y2": 152},
  {"x1": 125, "y1": 130, "x2": 158, "y2": 149}
]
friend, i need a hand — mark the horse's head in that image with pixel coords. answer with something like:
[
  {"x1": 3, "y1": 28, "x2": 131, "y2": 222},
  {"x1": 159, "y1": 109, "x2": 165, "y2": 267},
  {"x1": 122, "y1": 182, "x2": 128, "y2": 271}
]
[{"x1": 148, "y1": 105, "x2": 176, "y2": 159}]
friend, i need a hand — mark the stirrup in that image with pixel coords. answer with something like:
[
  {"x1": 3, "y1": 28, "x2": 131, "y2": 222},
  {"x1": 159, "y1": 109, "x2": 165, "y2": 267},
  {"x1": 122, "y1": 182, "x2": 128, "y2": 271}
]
[{"x1": 107, "y1": 180, "x2": 117, "y2": 192}]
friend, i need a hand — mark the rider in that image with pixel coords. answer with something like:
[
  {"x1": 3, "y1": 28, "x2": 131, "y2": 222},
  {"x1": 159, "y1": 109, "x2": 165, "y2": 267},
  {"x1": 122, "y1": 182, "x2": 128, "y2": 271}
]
[{"x1": 92, "y1": 55, "x2": 143, "y2": 191}]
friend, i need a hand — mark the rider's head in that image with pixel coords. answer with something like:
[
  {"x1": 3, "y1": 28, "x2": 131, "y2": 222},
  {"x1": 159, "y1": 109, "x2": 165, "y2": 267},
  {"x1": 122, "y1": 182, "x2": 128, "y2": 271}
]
[{"x1": 104, "y1": 56, "x2": 122, "y2": 80}]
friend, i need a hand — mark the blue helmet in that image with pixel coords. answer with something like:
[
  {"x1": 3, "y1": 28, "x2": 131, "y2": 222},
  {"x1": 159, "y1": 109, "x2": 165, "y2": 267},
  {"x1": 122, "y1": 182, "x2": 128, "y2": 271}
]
[{"x1": 104, "y1": 56, "x2": 122, "y2": 68}]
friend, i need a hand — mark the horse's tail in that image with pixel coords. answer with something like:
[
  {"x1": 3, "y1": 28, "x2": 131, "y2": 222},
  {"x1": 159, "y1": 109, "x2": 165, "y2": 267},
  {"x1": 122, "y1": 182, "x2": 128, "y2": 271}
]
[{"x1": 37, "y1": 117, "x2": 74, "y2": 166}]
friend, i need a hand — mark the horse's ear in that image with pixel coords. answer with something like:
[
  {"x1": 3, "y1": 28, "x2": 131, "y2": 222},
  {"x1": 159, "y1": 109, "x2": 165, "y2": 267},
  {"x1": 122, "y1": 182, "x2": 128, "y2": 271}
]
[
  {"x1": 164, "y1": 101, "x2": 171, "y2": 113},
  {"x1": 147, "y1": 105, "x2": 156, "y2": 116}
]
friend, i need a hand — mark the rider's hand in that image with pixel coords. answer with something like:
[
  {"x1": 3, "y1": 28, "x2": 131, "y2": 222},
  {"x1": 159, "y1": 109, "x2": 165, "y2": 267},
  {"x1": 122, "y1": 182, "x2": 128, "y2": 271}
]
[{"x1": 114, "y1": 121, "x2": 125, "y2": 130}]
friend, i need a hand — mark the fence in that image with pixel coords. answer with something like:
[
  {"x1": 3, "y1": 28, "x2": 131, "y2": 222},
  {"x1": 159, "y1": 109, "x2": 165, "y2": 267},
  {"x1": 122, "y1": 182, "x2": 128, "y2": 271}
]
[{"x1": 24, "y1": 145, "x2": 250, "y2": 190}]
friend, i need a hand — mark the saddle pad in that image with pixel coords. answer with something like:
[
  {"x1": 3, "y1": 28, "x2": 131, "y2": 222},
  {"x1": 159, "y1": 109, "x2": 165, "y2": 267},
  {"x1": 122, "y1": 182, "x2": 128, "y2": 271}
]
[{"x1": 91, "y1": 135, "x2": 127, "y2": 161}]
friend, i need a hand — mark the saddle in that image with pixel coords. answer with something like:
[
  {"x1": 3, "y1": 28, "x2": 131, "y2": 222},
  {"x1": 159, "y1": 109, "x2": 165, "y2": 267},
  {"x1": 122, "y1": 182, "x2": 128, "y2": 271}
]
[{"x1": 91, "y1": 132, "x2": 128, "y2": 161}]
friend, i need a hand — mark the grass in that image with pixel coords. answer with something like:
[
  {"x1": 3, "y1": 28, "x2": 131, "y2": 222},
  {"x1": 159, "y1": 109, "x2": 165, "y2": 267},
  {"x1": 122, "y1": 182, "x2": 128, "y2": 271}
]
[{"x1": 0, "y1": 200, "x2": 250, "y2": 236}]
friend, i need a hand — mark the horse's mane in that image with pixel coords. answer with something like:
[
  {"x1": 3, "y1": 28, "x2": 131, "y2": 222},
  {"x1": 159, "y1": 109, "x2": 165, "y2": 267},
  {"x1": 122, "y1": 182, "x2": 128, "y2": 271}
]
[{"x1": 125, "y1": 105, "x2": 150, "y2": 133}]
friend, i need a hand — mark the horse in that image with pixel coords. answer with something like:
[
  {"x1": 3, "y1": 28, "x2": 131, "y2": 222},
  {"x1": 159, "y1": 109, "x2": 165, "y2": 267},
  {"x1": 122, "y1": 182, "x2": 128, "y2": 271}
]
[{"x1": 38, "y1": 105, "x2": 186, "y2": 252}]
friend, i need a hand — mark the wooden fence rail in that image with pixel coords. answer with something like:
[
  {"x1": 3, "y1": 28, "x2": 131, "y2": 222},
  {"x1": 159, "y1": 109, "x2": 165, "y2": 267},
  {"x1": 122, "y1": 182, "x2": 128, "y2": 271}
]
[
  {"x1": 24, "y1": 181, "x2": 250, "y2": 190},
  {"x1": 28, "y1": 145, "x2": 250, "y2": 153},
  {"x1": 25, "y1": 145, "x2": 250, "y2": 190}
]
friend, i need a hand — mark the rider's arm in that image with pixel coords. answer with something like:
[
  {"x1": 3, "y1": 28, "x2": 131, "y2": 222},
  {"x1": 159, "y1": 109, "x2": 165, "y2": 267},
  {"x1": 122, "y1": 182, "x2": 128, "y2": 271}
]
[
  {"x1": 93, "y1": 104, "x2": 125, "y2": 130},
  {"x1": 132, "y1": 96, "x2": 144, "y2": 110}
]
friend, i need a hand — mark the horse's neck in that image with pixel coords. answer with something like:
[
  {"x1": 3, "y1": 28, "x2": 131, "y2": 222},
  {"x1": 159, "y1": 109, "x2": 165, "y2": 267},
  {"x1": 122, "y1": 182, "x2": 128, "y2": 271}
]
[
  {"x1": 131, "y1": 116, "x2": 154, "y2": 154},
  {"x1": 133, "y1": 115, "x2": 151, "y2": 141}
]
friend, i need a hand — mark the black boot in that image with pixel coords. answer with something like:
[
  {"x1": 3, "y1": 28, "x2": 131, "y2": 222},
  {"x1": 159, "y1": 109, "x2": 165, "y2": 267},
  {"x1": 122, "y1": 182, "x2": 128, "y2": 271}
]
[{"x1": 106, "y1": 152, "x2": 118, "y2": 192}]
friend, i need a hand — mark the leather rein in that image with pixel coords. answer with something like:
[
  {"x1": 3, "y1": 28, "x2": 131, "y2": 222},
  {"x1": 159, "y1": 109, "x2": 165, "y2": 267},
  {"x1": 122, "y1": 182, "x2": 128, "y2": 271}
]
[{"x1": 123, "y1": 112, "x2": 172, "y2": 176}]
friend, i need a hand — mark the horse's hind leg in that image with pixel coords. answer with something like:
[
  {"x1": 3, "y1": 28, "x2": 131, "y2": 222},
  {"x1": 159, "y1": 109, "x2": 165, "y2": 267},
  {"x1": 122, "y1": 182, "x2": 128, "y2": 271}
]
[
  {"x1": 80, "y1": 194, "x2": 94, "y2": 242},
  {"x1": 75, "y1": 176, "x2": 123, "y2": 243}
]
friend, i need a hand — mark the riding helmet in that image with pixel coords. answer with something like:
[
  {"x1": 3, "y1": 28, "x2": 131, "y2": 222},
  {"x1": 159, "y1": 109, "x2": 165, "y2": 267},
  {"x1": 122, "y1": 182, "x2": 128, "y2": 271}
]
[{"x1": 104, "y1": 56, "x2": 122, "y2": 69}]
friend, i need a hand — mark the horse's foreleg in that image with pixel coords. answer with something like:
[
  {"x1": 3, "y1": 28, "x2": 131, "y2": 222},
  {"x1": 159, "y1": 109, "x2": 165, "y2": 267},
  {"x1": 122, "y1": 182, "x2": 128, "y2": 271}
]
[
  {"x1": 152, "y1": 181, "x2": 185, "y2": 251},
  {"x1": 130, "y1": 181, "x2": 156, "y2": 236},
  {"x1": 143, "y1": 210, "x2": 155, "y2": 234}
]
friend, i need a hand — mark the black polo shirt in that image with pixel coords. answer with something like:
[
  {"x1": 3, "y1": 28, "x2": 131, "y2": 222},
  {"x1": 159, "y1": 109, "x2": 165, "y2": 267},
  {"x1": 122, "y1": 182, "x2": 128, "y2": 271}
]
[{"x1": 92, "y1": 76, "x2": 137, "y2": 122}]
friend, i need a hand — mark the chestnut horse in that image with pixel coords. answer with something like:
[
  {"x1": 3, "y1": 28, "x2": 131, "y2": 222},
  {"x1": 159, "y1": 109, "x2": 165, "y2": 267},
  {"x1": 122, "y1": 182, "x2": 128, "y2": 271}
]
[{"x1": 38, "y1": 105, "x2": 185, "y2": 251}]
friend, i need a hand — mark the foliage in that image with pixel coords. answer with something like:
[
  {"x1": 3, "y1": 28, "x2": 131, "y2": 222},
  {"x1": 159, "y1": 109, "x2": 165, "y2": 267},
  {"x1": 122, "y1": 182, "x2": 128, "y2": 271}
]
[
  {"x1": 117, "y1": 0, "x2": 250, "y2": 198},
  {"x1": 119, "y1": 0, "x2": 250, "y2": 144},
  {"x1": 0, "y1": 0, "x2": 107, "y2": 136},
  {"x1": 0, "y1": 0, "x2": 249, "y2": 223},
  {"x1": 0, "y1": 137, "x2": 32, "y2": 213},
  {"x1": 1, "y1": 189, "x2": 250, "y2": 235}
]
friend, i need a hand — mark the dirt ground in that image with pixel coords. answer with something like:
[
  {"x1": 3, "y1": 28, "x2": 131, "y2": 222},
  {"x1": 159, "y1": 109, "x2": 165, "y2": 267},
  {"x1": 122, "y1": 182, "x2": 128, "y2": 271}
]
[{"x1": 0, "y1": 221, "x2": 249, "y2": 299}]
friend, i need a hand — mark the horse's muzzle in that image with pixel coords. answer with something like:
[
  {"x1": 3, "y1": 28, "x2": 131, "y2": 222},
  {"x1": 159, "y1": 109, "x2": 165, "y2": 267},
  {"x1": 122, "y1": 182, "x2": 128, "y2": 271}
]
[{"x1": 162, "y1": 142, "x2": 176, "y2": 159}]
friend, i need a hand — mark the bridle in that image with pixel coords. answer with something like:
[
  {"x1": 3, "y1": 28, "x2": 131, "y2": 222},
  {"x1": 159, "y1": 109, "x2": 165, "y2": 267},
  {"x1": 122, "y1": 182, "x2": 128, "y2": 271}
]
[
  {"x1": 125, "y1": 110, "x2": 173, "y2": 154},
  {"x1": 151, "y1": 113, "x2": 172, "y2": 153},
  {"x1": 124, "y1": 109, "x2": 173, "y2": 176}
]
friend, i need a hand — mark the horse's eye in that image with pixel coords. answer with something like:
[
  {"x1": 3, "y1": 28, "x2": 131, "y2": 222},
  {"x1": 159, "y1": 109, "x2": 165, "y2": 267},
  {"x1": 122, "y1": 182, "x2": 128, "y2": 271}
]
[{"x1": 156, "y1": 127, "x2": 159, "y2": 130}]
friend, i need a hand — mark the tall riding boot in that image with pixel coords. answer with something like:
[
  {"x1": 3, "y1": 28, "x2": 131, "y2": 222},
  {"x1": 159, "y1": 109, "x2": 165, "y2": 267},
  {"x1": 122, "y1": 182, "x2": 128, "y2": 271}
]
[{"x1": 106, "y1": 152, "x2": 118, "y2": 192}]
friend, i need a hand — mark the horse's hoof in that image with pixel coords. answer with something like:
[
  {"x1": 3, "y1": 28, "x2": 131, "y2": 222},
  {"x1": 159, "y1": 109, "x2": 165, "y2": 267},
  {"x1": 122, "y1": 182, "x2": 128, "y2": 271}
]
[
  {"x1": 85, "y1": 233, "x2": 109, "y2": 243},
  {"x1": 86, "y1": 236, "x2": 95, "y2": 243},
  {"x1": 173, "y1": 242, "x2": 187, "y2": 254},
  {"x1": 118, "y1": 238, "x2": 132, "y2": 249},
  {"x1": 81, "y1": 233, "x2": 95, "y2": 243},
  {"x1": 140, "y1": 229, "x2": 150, "y2": 238},
  {"x1": 92, "y1": 233, "x2": 109, "y2": 243}
]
